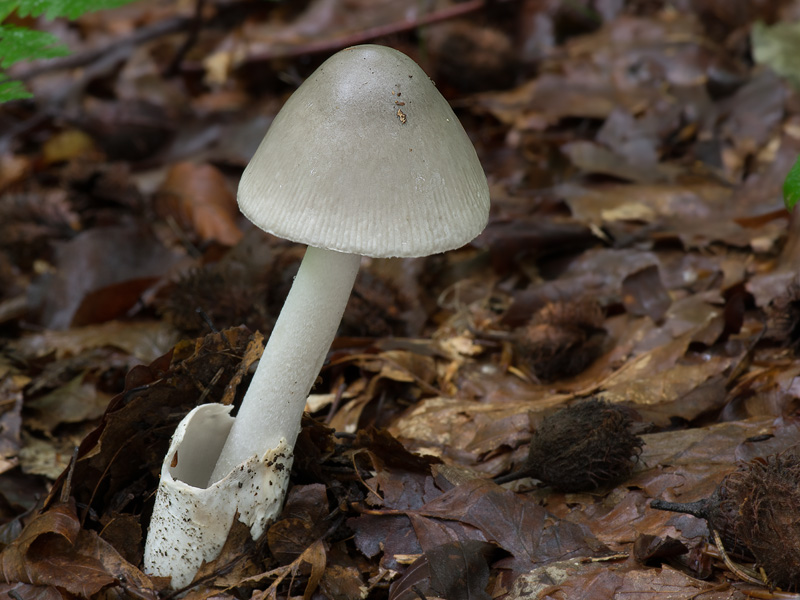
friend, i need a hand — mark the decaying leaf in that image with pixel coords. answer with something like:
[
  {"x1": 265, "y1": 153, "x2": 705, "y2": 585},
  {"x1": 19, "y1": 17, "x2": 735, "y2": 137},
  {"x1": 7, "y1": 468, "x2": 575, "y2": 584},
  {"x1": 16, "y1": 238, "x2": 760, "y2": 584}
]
[
  {"x1": 389, "y1": 540, "x2": 499, "y2": 600},
  {"x1": 0, "y1": 501, "x2": 155, "y2": 598},
  {"x1": 155, "y1": 162, "x2": 243, "y2": 247}
]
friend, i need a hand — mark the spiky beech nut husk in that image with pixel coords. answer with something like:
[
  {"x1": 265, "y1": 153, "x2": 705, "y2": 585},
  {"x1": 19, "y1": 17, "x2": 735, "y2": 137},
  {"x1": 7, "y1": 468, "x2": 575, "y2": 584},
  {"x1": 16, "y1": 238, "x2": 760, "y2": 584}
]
[
  {"x1": 160, "y1": 264, "x2": 272, "y2": 337},
  {"x1": 513, "y1": 299, "x2": 606, "y2": 382},
  {"x1": 728, "y1": 447, "x2": 800, "y2": 590},
  {"x1": 652, "y1": 446, "x2": 800, "y2": 591},
  {"x1": 495, "y1": 398, "x2": 643, "y2": 491},
  {"x1": 650, "y1": 484, "x2": 750, "y2": 560}
]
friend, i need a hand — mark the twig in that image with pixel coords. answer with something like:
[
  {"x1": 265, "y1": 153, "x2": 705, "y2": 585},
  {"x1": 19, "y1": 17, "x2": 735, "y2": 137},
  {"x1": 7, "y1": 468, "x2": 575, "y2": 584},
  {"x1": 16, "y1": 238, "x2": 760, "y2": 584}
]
[
  {"x1": 164, "y1": 0, "x2": 208, "y2": 76},
  {"x1": 711, "y1": 529, "x2": 766, "y2": 587},
  {"x1": 197, "y1": 307, "x2": 219, "y2": 334},
  {"x1": 686, "y1": 582, "x2": 730, "y2": 600},
  {"x1": 59, "y1": 446, "x2": 80, "y2": 504},
  {"x1": 243, "y1": 0, "x2": 490, "y2": 63},
  {"x1": 11, "y1": 15, "x2": 189, "y2": 82},
  {"x1": 197, "y1": 367, "x2": 225, "y2": 403}
]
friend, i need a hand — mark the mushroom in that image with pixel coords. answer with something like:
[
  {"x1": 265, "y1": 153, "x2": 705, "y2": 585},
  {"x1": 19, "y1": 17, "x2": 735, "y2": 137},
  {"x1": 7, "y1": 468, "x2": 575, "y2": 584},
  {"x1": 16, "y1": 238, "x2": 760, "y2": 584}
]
[
  {"x1": 210, "y1": 43, "x2": 489, "y2": 481},
  {"x1": 144, "y1": 44, "x2": 489, "y2": 587}
]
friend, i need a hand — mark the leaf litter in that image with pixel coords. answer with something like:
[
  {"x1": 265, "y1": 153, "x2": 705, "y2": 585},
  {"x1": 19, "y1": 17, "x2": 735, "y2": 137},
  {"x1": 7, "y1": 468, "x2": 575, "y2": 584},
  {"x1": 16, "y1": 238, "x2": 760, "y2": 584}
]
[{"x1": 3, "y1": 0, "x2": 800, "y2": 598}]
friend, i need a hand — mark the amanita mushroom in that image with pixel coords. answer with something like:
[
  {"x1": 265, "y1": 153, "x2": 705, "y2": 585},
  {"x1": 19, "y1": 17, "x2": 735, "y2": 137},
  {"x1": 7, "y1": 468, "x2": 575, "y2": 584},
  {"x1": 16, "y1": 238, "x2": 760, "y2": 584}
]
[{"x1": 144, "y1": 44, "x2": 489, "y2": 587}]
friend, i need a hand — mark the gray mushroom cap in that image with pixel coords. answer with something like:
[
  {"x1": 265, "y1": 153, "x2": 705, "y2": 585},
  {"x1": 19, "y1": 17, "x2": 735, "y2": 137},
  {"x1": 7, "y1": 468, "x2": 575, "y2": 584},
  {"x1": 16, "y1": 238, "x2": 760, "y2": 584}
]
[{"x1": 238, "y1": 44, "x2": 490, "y2": 258}]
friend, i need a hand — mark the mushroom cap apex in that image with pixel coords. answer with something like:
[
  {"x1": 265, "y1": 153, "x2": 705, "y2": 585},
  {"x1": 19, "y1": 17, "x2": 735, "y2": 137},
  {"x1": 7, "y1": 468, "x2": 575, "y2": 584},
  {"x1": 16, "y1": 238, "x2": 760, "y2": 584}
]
[{"x1": 238, "y1": 44, "x2": 490, "y2": 258}]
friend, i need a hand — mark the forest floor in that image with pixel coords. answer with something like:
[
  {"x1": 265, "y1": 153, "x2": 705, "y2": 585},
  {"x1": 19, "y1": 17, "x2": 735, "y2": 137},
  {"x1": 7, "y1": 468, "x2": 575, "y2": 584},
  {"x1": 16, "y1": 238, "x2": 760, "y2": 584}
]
[{"x1": 2, "y1": 1, "x2": 800, "y2": 599}]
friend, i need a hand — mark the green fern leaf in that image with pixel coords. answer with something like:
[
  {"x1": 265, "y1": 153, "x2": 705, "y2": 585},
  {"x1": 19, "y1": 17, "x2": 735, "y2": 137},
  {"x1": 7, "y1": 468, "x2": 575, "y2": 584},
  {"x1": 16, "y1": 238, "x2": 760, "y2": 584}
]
[
  {"x1": 3, "y1": 0, "x2": 136, "y2": 20},
  {"x1": 0, "y1": 72, "x2": 32, "y2": 101},
  {"x1": 784, "y1": 157, "x2": 800, "y2": 212},
  {"x1": 0, "y1": 24, "x2": 69, "y2": 68},
  {"x1": 0, "y1": 0, "x2": 137, "y2": 102}
]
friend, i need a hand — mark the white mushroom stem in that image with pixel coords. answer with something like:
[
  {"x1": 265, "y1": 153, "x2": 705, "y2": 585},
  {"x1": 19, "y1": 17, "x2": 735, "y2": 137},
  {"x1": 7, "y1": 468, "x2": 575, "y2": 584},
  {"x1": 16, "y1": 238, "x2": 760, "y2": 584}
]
[{"x1": 209, "y1": 246, "x2": 360, "y2": 485}]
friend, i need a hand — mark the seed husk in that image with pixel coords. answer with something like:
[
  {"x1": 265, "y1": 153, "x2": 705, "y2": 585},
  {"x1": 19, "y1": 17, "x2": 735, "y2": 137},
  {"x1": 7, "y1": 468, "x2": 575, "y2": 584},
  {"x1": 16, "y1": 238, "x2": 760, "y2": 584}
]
[{"x1": 495, "y1": 398, "x2": 644, "y2": 492}]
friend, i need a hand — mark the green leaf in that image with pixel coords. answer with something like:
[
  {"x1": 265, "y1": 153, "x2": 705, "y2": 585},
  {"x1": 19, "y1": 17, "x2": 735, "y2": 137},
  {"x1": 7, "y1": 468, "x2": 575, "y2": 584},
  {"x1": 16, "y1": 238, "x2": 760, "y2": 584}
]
[
  {"x1": 0, "y1": 23, "x2": 69, "y2": 99},
  {"x1": 0, "y1": 24, "x2": 69, "y2": 68},
  {"x1": 5, "y1": 0, "x2": 137, "y2": 20},
  {"x1": 0, "y1": 72, "x2": 32, "y2": 101},
  {"x1": 0, "y1": 0, "x2": 138, "y2": 103},
  {"x1": 784, "y1": 156, "x2": 800, "y2": 212}
]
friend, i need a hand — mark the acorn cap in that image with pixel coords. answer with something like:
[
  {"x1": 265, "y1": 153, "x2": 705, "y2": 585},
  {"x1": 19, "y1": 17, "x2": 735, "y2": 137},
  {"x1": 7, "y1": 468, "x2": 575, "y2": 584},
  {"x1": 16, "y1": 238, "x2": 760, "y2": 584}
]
[{"x1": 238, "y1": 44, "x2": 490, "y2": 258}]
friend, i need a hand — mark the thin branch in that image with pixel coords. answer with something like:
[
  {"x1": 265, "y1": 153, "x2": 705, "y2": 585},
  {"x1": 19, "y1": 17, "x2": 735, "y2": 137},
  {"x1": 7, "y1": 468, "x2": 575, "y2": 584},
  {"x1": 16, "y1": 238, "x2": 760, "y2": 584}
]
[
  {"x1": 244, "y1": 0, "x2": 489, "y2": 63},
  {"x1": 11, "y1": 15, "x2": 190, "y2": 81},
  {"x1": 164, "y1": 0, "x2": 208, "y2": 76}
]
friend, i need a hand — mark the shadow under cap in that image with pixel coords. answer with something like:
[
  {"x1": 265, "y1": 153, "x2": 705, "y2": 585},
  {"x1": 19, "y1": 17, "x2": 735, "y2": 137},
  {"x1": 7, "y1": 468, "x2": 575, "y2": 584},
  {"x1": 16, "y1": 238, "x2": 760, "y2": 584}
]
[{"x1": 238, "y1": 44, "x2": 490, "y2": 259}]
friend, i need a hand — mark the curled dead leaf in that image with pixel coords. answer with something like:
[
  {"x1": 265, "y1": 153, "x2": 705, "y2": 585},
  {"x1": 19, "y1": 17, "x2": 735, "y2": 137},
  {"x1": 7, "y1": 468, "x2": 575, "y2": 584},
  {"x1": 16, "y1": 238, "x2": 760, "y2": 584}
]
[{"x1": 156, "y1": 162, "x2": 243, "y2": 246}]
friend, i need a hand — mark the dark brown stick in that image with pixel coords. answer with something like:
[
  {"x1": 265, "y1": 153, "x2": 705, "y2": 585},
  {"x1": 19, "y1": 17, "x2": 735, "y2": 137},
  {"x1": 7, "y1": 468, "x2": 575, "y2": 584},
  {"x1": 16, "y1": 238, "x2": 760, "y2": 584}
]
[
  {"x1": 243, "y1": 0, "x2": 489, "y2": 63},
  {"x1": 164, "y1": 0, "x2": 208, "y2": 76},
  {"x1": 11, "y1": 15, "x2": 190, "y2": 81},
  {"x1": 650, "y1": 498, "x2": 710, "y2": 519}
]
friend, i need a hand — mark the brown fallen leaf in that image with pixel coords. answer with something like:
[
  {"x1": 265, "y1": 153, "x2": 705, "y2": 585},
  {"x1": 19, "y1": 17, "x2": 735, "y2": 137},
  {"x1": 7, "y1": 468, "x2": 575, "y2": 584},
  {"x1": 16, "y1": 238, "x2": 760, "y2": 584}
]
[
  {"x1": 24, "y1": 373, "x2": 111, "y2": 434},
  {"x1": 562, "y1": 140, "x2": 677, "y2": 183},
  {"x1": 13, "y1": 320, "x2": 179, "y2": 364},
  {"x1": 417, "y1": 479, "x2": 610, "y2": 577},
  {"x1": 36, "y1": 224, "x2": 185, "y2": 330},
  {"x1": 0, "y1": 501, "x2": 155, "y2": 598},
  {"x1": 621, "y1": 265, "x2": 672, "y2": 322},
  {"x1": 268, "y1": 484, "x2": 330, "y2": 565},
  {"x1": 155, "y1": 161, "x2": 243, "y2": 246},
  {"x1": 389, "y1": 540, "x2": 499, "y2": 600},
  {"x1": 0, "y1": 582, "x2": 63, "y2": 600},
  {"x1": 510, "y1": 560, "x2": 741, "y2": 600}
]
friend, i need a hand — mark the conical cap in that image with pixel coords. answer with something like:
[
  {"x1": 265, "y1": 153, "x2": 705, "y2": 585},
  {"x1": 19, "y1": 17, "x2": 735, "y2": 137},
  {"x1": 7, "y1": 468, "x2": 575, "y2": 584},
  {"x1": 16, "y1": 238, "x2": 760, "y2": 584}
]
[{"x1": 238, "y1": 44, "x2": 490, "y2": 258}]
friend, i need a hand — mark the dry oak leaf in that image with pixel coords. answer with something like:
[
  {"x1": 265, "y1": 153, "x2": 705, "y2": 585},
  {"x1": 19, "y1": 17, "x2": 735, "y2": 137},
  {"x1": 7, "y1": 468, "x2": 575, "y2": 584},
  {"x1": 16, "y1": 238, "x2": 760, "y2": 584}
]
[{"x1": 0, "y1": 502, "x2": 155, "y2": 598}]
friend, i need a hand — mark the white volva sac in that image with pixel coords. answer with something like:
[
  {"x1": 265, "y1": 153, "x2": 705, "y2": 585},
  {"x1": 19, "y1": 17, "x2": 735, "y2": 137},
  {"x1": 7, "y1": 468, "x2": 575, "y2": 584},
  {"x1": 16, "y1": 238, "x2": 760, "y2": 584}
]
[
  {"x1": 144, "y1": 44, "x2": 490, "y2": 587},
  {"x1": 143, "y1": 404, "x2": 291, "y2": 588}
]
